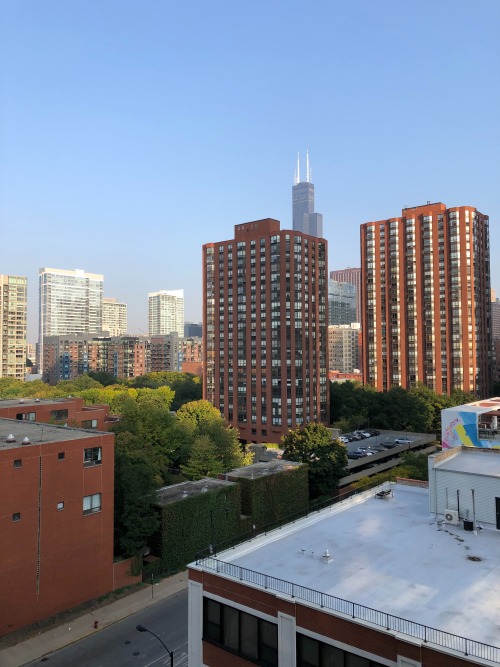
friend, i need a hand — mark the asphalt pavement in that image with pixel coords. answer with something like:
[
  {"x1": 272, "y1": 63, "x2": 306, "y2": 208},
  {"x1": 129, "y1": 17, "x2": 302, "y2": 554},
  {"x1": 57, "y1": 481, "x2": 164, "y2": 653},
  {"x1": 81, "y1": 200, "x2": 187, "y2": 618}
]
[{"x1": 0, "y1": 571, "x2": 188, "y2": 667}]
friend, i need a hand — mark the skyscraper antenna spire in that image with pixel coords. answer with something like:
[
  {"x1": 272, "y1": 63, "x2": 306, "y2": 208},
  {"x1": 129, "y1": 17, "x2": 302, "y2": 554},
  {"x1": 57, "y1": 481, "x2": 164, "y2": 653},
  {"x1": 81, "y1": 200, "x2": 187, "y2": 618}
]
[
  {"x1": 306, "y1": 149, "x2": 310, "y2": 183},
  {"x1": 294, "y1": 152, "x2": 300, "y2": 185}
]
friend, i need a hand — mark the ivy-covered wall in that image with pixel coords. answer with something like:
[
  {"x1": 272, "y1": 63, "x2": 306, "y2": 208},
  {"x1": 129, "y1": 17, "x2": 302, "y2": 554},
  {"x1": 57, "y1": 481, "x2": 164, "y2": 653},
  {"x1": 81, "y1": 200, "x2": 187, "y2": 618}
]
[
  {"x1": 154, "y1": 484, "x2": 241, "y2": 573},
  {"x1": 237, "y1": 464, "x2": 309, "y2": 529}
]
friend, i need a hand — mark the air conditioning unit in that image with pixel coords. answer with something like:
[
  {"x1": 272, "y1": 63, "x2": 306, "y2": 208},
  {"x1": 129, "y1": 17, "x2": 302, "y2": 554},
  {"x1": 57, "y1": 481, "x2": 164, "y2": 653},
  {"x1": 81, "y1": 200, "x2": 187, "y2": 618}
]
[{"x1": 444, "y1": 509, "x2": 459, "y2": 525}]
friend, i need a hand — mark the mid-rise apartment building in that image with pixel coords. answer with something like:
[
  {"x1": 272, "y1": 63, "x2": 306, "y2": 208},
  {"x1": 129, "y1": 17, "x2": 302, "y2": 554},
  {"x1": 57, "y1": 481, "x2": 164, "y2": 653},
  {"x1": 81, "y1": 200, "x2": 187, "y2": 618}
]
[
  {"x1": 0, "y1": 274, "x2": 27, "y2": 380},
  {"x1": 150, "y1": 334, "x2": 180, "y2": 372},
  {"x1": 203, "y1": 218, "x2": 328, "y2": 443},
  {"x1": 102, "y1": 297, "x2": 127, "y2": 337},
  {"x1": 38, "y1": 268, "x2": 104, "y2": 373},
  {"x1": 361, "y1": 203, "x2": 492, "y2": 396},
  {"x1": 148, "y1": 289, "x2": 184, "y2": 337},
  {"x1": 328, "y1": 324, "x2": 360, "y2": 373},
  {"x1": 0, "y1": 419, "x2": 114, "y2": 635}
]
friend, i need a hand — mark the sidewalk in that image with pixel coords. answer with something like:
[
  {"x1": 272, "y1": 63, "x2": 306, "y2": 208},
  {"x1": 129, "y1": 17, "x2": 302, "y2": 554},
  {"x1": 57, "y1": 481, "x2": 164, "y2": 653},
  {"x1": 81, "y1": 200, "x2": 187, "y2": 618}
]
[{"x1": 0, "y1": 571, "x2": 188, "y2": 667}]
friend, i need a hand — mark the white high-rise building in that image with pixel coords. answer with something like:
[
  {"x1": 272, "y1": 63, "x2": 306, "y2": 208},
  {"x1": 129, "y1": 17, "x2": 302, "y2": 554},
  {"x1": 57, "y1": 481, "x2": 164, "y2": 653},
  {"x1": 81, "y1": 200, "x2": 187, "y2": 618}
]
[
  {"x1": 148, "y1": 289, "x2": 184, "y2": 337},
  {"x1": 103, "y1": 297, "x2": 127, "y2": 337},
  {"x1": 38, "y1": 268, "x2": 104, "y2": 372},
  {"x1": 0, "y1": 274, "x2": 28, "y2": 380}
]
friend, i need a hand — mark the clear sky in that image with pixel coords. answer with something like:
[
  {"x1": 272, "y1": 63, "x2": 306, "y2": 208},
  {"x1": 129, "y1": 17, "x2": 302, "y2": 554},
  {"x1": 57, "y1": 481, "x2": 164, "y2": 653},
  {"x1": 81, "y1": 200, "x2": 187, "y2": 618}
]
[{"x1": 1, "y1": 0, "x2": 499, "y2": 342}]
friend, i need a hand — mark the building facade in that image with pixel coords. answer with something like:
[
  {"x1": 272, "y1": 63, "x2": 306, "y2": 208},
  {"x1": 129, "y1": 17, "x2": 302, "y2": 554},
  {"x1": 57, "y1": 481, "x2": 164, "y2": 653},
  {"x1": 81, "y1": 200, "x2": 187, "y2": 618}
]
[
  {"x1": 188, "y1": 481, "x2": 498, "y2": 667},
  {"x1": 41, "y1": 334, "x2": 151, "y2": 383},
  {"x1": 328, "y1": 324, "x2": 360, "y2": 373},
  {"x1": 185, "y1": 321, "x2": 203, "y2": 337},
  {"x1": 0, "y1": 274, "x2": 28, "y2": 380},
  {"x1": 292, "y1": 152, "x2": 323, "y2": 238},
  {"x1": 330, "y1": 267, "x2": 361, "y2": 322},
  {"x1": 328, "y1": 280, "x2": 357, "y2": 325},
  {"x1": 148, "y1": 289, "x2": 184, "y2": 337},
  {"x1": 0, "y1": 419, "x2": 114, "y2": 635},
  {"x1": 38, "y1": 268, "x2": 104, "y2": 373},
  {"x1": 203, "y1": 218, "x2": 329, "y2": 444},
  {"x1": 102, "y1": 297, "x2": 127, "y2": 337},
  {"x1": 150, "y1": 334, "x2": 180, "y2": 372},
  {"x1": 361, "y1": 203, "x2": 492, "y2": 396}
]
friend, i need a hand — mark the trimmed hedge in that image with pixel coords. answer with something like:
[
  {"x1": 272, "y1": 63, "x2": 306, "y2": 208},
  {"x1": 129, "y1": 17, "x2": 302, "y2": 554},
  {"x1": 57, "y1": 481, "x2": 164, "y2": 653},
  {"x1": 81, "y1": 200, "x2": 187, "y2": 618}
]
[
  {"x1": 154, "y1": 484, "x2": 241, "y2": 572},
  {"x1": 237, "y1": 465, "x2": 309, "y2": 529}
]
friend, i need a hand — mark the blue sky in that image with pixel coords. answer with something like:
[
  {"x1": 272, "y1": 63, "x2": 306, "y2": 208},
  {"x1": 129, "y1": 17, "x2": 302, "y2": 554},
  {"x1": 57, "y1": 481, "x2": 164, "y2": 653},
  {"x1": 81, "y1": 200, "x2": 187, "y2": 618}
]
[{"x1": 1, "y1": 0, "x2": 499, "y2": 341}]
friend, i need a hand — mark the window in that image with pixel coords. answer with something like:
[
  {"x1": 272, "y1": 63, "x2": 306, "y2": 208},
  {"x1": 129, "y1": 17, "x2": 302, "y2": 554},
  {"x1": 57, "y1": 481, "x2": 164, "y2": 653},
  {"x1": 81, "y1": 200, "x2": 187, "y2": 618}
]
[
  {"x1": 12, "y1": 513, "x2": 21, "y2": 522},
  {"x1": 83, "y1": 493, "x2": 101, "y2": 515},
  {"x1": 82, "y1": 419, "x2": 98, "y2": 429},
  {"x1": 57, "y1": 502, "x2": 64, "y2": 511},
  {"x1": 297, "y1": 634, "x2": 386, "y2": 667},
  {"x1": 203, "y1": 598, "x2": 277, "y2": 667},
  {"x1": 58, "y1": 452, "x2": 65, "y2": 460},
  {"x1": 13, "y1": 459, "x2": 22, "y2": 468},
  {"x1": 50, "y1": 409, "x2": 68, "y2": 421},
  {"x1": 16, "y1": 412, "x2": 36, "y2": 421},
  {"x1": 84, "y1": 447, "x2": 102, "y2": 467}
]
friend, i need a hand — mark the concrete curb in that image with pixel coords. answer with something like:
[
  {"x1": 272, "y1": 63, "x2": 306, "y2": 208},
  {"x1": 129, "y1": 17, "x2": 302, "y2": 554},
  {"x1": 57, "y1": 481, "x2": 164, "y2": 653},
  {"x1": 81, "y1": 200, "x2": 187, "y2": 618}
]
[{"x1": 0, "y1": 572, "x2": 188, "y2": 667}]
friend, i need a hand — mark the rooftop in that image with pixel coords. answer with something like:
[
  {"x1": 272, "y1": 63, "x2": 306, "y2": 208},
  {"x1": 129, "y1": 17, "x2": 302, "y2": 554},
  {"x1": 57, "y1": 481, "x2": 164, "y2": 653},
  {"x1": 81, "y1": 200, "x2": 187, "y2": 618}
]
[
  {"x1": 433, "y1": 447, "x2": 500, "y2": 478},
  {"x1": 194, "y1": 484, "x2": 500, "y2": 651},
  {"x1": 0, "y1": 418, "x2": 103, "y2": 450},
  {"x1": 156, "y1": 478, "x2": 236, "y2": 506},
  {"x1": 0, "y1": 397, "x2": 80, "y2": 409},
  {"x1": 222, "y1": 460, "x2": 302, "y2": 480}
]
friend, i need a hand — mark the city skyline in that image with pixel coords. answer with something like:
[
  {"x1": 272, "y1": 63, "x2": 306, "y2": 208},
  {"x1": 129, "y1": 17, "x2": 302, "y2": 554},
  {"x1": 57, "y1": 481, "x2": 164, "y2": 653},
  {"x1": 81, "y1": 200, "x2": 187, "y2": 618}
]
[{"x1": 1, "y1": 1, "x2": 499, "y2": 341}]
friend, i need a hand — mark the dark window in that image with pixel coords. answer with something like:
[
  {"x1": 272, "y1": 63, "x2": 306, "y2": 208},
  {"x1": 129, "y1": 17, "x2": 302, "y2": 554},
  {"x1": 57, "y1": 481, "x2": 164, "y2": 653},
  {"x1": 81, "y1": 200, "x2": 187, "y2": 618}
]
[
  {"x1": 58, "y1": 452, "x2": 65, "y2": 460},
  {"x1": 203, "y1": 598, "x2": 277, "y2": 666},
  {"x1": 12, "y1": 513, "x2": 21, "y2": 522},
  {"x1": 82, "y1": 419, "x2": 98, "y2": 429},
  {"x1": 16, "y1": 412, "x2": 36, "y2": 421},
  {"x1": 297, "y1": 634, "x2": 386, "y2": 667},
  {"x1": 50, "y1": 409, "x2": 68, "y2": 421},
  {"x1": 83, "y1": 447, "x2": 102, "y2": 466},
  {"x1": 13, "y1": 459, "x2": 22, "y2": 468}
]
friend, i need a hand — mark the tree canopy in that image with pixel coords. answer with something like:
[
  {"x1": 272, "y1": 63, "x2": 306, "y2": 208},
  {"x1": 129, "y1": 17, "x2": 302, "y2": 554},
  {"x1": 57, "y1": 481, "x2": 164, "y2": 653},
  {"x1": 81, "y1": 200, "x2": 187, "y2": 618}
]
[{"x1": 281, "y1": 422, "x2": 348, "y2": 499}]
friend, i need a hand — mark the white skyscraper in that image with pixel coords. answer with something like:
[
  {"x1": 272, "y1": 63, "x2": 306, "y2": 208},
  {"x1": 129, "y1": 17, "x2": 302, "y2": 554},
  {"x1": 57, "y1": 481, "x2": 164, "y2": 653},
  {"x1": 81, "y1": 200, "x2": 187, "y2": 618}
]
[
  {"x1": 148, "y1": 289, "x2": 184, "y2": 337},
  {"x1": 103, "y1": 297, "x2": 128, "y2": 337},
  {"x1": 39, "y1": 268, "x2": 104, "y2": 371}
]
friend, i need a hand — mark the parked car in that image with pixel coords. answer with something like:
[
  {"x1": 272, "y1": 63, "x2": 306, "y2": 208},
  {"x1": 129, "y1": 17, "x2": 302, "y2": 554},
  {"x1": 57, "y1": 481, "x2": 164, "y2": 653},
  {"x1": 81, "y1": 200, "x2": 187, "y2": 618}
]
[
  {"x1": 394, "y1": 437, "x2": 412, "y2": 444},
  {"x1": 366, "y1": 429, "x2": 380, "y2": 436},
  {"x1": 356, "y1": 448, "x2": 374, "y2": 456},
  {"x1": 339, "y1": 436, "x2": 350, "y2": 444},
  {"x1": 380, "y1": 441, "x2": 399, "y2": 449},
  {"x1": 354, "y1": 431, "x2": 371, "y2": 439},
  {"x1": 368, "y1": 445, "x2": 387, "y2": 452},
  {"x1": 348, "y1": 451, "x2": 365, "y2": 459}
]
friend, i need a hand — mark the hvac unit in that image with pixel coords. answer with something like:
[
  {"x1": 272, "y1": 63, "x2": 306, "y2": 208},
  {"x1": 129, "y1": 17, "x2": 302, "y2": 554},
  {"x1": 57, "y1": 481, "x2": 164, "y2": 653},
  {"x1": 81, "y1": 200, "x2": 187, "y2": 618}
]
[{"x1": 444, "y1": 509, "x2": 459, "y2": 525}]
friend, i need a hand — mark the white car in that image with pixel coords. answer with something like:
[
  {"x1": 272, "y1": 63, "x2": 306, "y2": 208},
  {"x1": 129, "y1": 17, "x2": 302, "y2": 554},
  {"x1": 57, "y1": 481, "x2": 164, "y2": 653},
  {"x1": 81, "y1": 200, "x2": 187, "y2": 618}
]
[
  {"x1": 394, "y1": 437, "x2": 412, "y2": 444},
  {"x1": 339, "y1": 436, "x2": 350, "y2": 444}
]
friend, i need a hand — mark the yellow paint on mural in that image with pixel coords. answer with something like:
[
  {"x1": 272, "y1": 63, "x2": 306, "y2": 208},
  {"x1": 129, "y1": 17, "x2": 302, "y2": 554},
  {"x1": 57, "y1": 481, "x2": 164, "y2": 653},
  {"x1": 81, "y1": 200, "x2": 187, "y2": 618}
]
[{"x1": 455, "y1": 423, "x2": 475, "y2": 448}]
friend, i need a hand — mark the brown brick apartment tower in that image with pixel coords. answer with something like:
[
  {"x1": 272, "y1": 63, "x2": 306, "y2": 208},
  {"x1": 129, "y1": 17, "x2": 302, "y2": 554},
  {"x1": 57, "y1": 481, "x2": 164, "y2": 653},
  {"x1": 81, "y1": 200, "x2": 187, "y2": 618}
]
[
  {"x1": 202, "y1": 219, "x2": 329, "y2": 444},
  {"x1": 361, "y1": 203, "x2": 492, "y2": 396}
]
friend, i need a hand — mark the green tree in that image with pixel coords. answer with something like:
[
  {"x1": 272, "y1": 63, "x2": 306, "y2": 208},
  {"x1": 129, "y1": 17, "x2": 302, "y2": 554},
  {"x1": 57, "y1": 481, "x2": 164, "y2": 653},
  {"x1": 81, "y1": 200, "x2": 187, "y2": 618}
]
[
  {"x1": 180, "y1": 435, "x2": 225, "y2": 480},
  {"x1": 281, "y1": 423, "x2": 348, "y2": 498},
  {"x1": 176, "y1": 399, "x2": 222, "y2": 427},
  {"x1": 114, "y1": 452, "x2": 160, "y2": 557}
]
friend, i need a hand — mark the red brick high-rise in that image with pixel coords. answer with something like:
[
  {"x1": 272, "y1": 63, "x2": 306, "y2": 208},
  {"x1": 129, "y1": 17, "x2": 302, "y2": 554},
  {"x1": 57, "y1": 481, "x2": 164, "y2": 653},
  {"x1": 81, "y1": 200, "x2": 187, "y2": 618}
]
[
  {"x1": 203, "y1": 219, "x2": 329, "y2": 443},
  {"x1": 361, "y1": 203, "x2": 492, "y2": 396}
]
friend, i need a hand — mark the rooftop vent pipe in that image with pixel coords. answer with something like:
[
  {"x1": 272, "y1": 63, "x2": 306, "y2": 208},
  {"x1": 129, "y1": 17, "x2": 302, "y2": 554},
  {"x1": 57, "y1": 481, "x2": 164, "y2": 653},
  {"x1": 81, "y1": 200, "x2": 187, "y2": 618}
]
[
  {"x1": 22, "y1": 437, "x2": 31, "y2": 445},
  {"x1": 6, "y1": 434, "x2": 16, "y2": 443}
]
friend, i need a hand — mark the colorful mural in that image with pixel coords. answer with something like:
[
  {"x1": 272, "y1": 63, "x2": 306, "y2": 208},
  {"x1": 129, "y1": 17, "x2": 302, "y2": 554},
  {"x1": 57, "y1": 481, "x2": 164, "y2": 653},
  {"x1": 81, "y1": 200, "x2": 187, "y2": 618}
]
[{"x1": 441, "y1": 405, "x2": 500, "y2": 449}]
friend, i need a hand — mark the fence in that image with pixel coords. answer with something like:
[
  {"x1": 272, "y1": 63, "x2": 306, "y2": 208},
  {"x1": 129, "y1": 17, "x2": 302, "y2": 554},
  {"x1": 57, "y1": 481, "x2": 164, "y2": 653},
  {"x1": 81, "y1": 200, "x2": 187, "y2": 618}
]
[{"x1": 195, "y1": 556, "x2": 500, "y2": 664}]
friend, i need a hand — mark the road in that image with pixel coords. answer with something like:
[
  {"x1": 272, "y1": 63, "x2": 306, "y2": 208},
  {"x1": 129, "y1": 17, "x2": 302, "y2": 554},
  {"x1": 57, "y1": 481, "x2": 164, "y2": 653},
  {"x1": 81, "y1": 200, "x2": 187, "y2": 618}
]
[{"x1": 25, "y1": 589, "x2": 188, "y2": 667}]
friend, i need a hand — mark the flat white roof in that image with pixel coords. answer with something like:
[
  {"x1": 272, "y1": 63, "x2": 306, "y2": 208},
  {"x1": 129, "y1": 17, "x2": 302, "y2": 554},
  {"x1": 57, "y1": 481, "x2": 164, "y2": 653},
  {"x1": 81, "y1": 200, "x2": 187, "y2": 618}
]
[
  {"x1": 434, "y1": 449, "x2": 500, "y2": 478},
  {"x1": 203, "y1": 485, "x2": 500, "y2": 649}
]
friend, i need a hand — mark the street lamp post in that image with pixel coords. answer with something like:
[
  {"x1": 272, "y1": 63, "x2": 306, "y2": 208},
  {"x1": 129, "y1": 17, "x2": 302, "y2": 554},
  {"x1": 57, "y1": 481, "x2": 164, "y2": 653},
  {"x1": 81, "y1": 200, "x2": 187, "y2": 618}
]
[{"x1": 136, "y1": 624, "x2": 174, "y2": 667}]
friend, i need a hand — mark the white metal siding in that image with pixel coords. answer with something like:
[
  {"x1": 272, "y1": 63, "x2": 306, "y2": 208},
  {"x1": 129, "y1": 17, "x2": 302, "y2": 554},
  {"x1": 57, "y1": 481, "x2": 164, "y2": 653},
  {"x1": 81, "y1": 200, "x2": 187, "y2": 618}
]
[{"x1": 432, "y1": 469, "x2": 500, "y2": 526}]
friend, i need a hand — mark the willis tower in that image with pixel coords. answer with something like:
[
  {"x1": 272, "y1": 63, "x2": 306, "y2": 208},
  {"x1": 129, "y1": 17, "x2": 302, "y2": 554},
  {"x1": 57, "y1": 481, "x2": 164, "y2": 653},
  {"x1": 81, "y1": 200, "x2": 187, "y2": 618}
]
[{"x1": 292, "y1": 150, "x2": 323, "y2": 237}]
